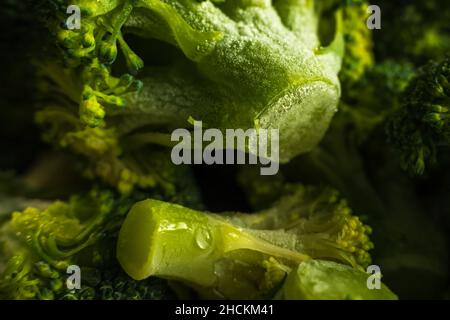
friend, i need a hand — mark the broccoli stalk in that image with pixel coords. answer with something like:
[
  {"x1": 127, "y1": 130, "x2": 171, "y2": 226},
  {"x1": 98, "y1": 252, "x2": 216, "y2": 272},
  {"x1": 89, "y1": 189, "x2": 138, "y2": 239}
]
[
  {"x1": 117, "y1": 185, "x2": 373, "y2": 299},
  {"x1": 39, "y1": 0, "x2": 345, "y2": 171}
]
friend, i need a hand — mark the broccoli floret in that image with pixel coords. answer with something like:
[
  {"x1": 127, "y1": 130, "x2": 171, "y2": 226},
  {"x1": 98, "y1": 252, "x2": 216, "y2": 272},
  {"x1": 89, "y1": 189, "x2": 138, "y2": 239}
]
[
  {"x1": 116, "y1": 184, "x2": 373, "y2": 299},
  {"x1": 227, "y1": 185, "x2": 374, "y2": 268},
  {"x1": 338, "y1": 61, "x2": 415, "y2": 143},
  {"x1": 0, "y1": 188, "x2": 176, "y2": 300},
  {"x1": 387, "y1": 56, "x2": 450, "y2": 175},
  {"x1": 0, "y1": 189, "x2": 108, "y2": 299},
  {"x1": 339, "y1": 0, "x2": 374, "y2": 90}
]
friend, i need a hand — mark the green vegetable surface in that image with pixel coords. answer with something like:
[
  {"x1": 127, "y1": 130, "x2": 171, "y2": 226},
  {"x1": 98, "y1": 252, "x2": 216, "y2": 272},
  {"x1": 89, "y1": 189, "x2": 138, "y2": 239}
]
[
  {"x1": 117, "y1": 185, "x2": 374, "y2": 298},
  {"x1": 0, "y1": 0, "x2": 449, "y2": 301},
  {"x1": 275, "y1": 260, "x2": 397, "y2": 300}
]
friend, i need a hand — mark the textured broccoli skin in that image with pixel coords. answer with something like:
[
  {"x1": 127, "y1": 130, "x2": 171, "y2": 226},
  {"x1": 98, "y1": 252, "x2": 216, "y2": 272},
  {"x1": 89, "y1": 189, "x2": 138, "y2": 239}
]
[{"x1": 39, "y1": 0, "x2": 346, "y2": 166}]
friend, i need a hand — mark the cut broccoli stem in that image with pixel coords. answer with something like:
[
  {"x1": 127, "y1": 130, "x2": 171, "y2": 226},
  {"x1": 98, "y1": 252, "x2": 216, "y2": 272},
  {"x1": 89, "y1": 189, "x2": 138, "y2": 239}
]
[
  {"x1": 117, "y1": 199, "x2": 309, "y2": 284},
  {"x1": 117, "y1": 186, "x2": 374, "y2": 298}
]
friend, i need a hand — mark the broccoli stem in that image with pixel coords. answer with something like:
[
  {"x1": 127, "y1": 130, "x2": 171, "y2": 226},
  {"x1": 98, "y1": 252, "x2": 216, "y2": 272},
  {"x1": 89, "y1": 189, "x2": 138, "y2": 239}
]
[
  {"x1": 120, "y1": 0, "x2": 344, "y2": 161},
  {"x1": 117, "y1": 199, "x2": 309, "y2": 286}
]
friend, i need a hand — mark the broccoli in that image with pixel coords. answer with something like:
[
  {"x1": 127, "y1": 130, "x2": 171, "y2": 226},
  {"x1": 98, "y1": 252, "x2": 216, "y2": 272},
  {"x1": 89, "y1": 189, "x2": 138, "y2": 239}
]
[
  {"x1": 36, "y1": 0, "x2": 346, "y2": 181},
  {"x1": 387, "y1": 56, "x2": 450, "y2": 175},
  {"x1": 1, "y1": 0, "x2": 450, "y2": 302},
  {"x1": 0, "y1": 168, "x2": 203, "y2": 300},
  {"x1": 117, "y1": 184, "x2": 375, "y2": 299},
  {"x1": 338, "y1": 0, "x2": 374, "y2": 90},
  {"x1": 271, "y1": 56, "x2": 449, "y2": 298},
  {"x1": 275, "y1": 259, "x2": 397, "y2": 300}
]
